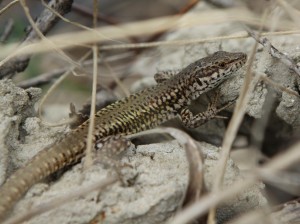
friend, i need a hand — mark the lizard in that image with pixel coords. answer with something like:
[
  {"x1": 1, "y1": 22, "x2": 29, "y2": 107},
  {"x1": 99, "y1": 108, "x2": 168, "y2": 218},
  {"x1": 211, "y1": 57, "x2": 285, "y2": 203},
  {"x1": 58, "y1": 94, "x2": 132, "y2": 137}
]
[{"x1": 0, "y1": 51, "x2": 247, "y2": 221}]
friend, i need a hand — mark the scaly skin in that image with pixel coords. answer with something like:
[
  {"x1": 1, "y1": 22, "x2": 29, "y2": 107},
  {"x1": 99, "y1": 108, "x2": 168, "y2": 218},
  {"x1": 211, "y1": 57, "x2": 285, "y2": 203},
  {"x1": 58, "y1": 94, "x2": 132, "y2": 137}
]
[{"x1": 0, "y1": 51, "x2": 247, "y2": 220}]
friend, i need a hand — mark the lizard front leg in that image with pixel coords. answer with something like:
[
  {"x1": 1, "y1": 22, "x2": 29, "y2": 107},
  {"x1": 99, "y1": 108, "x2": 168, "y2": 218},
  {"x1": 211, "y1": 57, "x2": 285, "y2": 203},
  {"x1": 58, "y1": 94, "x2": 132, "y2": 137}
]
[{"x1": 178, "y1": 93, "x2": 233, "y2": 128}]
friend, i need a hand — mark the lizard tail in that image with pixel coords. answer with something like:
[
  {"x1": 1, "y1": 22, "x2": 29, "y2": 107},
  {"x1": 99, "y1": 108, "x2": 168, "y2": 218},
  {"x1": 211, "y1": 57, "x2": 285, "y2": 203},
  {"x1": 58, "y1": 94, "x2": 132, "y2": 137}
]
[{"x1": 0, "y1": 129, "x2": 86, "y2": 221}]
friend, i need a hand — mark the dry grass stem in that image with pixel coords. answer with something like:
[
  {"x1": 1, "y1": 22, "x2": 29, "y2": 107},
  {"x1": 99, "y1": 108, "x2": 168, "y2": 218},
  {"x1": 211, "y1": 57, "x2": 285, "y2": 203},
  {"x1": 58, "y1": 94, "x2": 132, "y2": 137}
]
[
  {"x1": 84, "y1": 0, "x2": 99, "y2": 169},
  {"x1": 0, "y1": 19, "x2": 14, "y2": 43},
  {"x1": 170, "y1": 139, "x2": 300, "y2": 224},
  {"x1": 102, "y1": 60, "x2": 130, "y2": 97},
  {"x1": 258, "y1": 72, "x2": 300, "y2": 98},
  {"x1": 276, "y1": 0, "x2": 300, "y2": 27},
  {"x1": 207, "y1": 25, "x2": 263, "y2": 223},
  {"x1": 0, "y1": 0, "x2": 19, "y2": 16},
  {"x1": 100, "y1": 29, "x2": 300, "y2": 50},
  {"x1": 261, "y1": 171, "x2": 300, "y2": 195},
  {"x1": 19, "y1": 0, "x2": 80, "y2": 69},
  {"x1": 38, "y1": 51, "x2": 92, "y2": 125},
  {"x1": 247, "y1": 28, "x2": 300, "y2": 76},
  {"x1": 40, "y1": 0, "x2": 125, "y2": 45},
  {"x1": 0, "y1": 0, "x2": 74, "y2": 79},
  {"x1": 162, "y1": 128, "x2": 204, "y2": 207},
  {"x1": 128, "y1": 127, "x2": 204, "y2": 206},
  {"x1": 227, "y1": 209, "x2": 272, "y2": 224},
  {"x1": 17, "y1": 52, "x2": 133, "y2": 88},
  {"x1": 1, "y1": 7, "x2": 298, "y2": 60}
]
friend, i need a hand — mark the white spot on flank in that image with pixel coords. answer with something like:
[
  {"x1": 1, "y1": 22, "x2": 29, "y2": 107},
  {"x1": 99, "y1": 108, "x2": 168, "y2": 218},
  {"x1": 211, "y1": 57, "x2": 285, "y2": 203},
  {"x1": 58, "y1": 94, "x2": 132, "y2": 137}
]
[{"x1": 174, "y1": 104, "x2": 181, "y2": 109}]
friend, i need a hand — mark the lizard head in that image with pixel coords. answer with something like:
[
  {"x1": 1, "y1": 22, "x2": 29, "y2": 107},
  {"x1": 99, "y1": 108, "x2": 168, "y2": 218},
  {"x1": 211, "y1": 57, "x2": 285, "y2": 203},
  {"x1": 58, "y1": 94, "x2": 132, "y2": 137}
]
[
  {"x1": 196, "y1": 51, "x2": 247, "y2": 84},
  {"x1": 185, "y1": 51, "x2": 247, "y2": 94}
]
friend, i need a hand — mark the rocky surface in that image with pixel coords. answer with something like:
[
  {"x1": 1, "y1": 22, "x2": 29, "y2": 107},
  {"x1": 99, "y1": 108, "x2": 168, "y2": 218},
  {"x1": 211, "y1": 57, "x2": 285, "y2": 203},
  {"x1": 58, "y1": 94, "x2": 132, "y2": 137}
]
[{"x1": 0, "y1": 79, "x2": 266, "y2": 223}]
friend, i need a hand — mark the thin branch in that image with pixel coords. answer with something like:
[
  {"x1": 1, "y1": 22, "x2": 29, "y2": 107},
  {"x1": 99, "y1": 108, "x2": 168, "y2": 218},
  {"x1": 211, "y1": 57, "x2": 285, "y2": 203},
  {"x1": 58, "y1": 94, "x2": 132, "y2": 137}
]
[
  {"x1": 0, "y1": 0, "x2": 19, "y2": 16},
  {"x1": 127, "y1": 127, "x2": 204, "y2": 207},
  {"x1": 19, "y1": 0, "x2": 79, "y2": 68},
  {"x1": 276, "y1": 0, "x2": 300, "y2": 27},
  {"x1": 38, "y1": 51, "x2": 92, "y2": 125},
  {"x1": 84, "y1": 0, "x2": 99, "y2": 169},
  {"x1": 0, "y1": 19, "x2": 14, "y2": 43},
  {"x1": 246, "y1": 27, "x2": 300, "y2": 76},
  {"x1": 207, "y1": 16, "x2": 267, "y2": 223},
  {"x1": 17, "y1": 52, "x2": 133, "y2": 88},
  {"x1": 170, "y1": 139, "x2": 300, "y2": 224},
  {"x1": 102, "y1": 60, "x2": 130, "y2": 97},
  {"x1": 40, "y1": 0, "x2": 123, "y2": 45},
  {"x1": 0, "y1": 0, "x2": 73, "y2": 78},
  {"x1": 258, "y1": 72, "x2": 300, "y2": 98}
]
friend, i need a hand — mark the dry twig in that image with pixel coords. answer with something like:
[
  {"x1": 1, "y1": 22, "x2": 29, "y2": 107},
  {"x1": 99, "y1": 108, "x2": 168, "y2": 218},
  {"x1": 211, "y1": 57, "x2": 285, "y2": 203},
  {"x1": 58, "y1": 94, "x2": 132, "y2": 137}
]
[
  {"x1": 247, "y1": 28, "x2": 300, "y2": 76},
  {"x1": 0, "y1": 0, "x2": 73, "y2": 78},
  {"x1": 0, "y1": 19, "x2": 13, "y2": 43},
  {"x1": 84, "y1": 0, "x2": 99, "y2": 169},
  {"x1": 128, "y1": 127, "x2": 205, "y2": 207}
]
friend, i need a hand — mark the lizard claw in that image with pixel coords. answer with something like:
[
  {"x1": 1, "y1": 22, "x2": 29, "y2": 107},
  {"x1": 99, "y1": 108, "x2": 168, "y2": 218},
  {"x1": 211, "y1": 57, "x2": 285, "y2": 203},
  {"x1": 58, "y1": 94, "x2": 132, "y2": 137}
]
[
  {"x1": 214, "y1": 115, "x2": 228, "y2": 120},
  {"x1": 216, "y1": 100, "x2": 235, "y2": 113}
]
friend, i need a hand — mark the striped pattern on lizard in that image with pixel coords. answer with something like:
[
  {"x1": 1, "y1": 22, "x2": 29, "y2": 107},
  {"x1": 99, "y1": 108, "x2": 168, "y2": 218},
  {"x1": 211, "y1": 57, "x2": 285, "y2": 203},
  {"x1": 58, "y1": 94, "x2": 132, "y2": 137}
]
[{"x1": 0, "y1": 51, "x2": 247, "y2": 221}]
